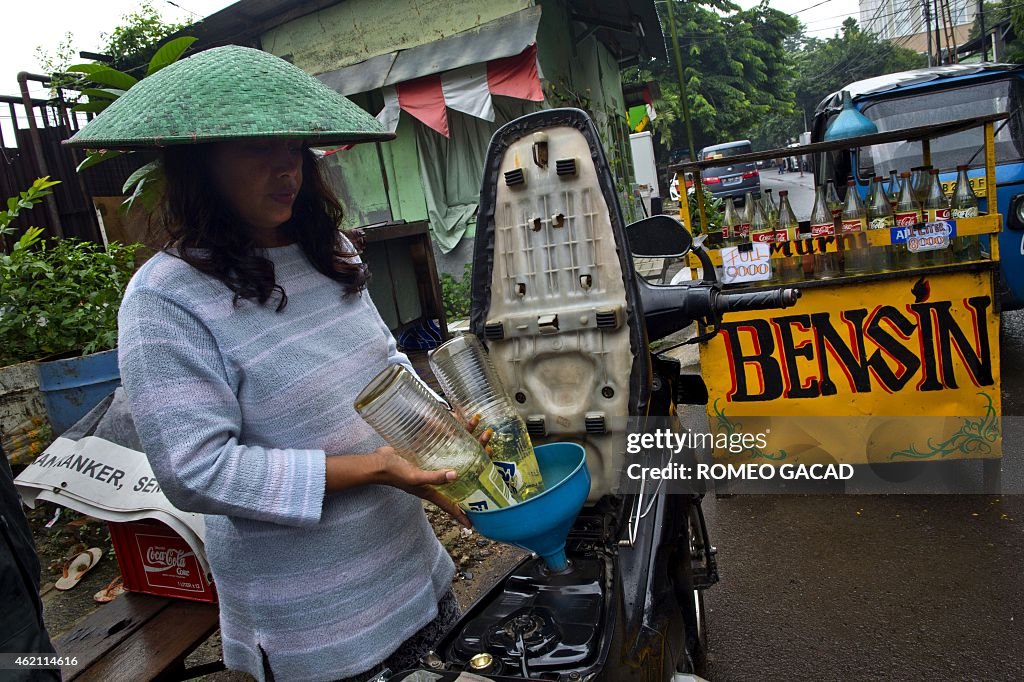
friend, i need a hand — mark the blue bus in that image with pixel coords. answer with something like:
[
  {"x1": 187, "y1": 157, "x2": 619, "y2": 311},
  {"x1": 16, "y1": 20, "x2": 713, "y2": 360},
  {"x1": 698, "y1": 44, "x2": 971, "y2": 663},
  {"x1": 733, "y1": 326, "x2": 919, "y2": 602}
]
[{"x1": 812, "y1": 63, "x2": 1024, "y2": 309}]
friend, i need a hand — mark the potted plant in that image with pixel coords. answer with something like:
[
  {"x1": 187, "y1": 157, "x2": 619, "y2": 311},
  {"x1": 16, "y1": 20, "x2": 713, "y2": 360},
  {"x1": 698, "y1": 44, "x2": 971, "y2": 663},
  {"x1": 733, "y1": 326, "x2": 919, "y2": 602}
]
[{"x1": 1, "y1": 178, "x2": 141, "y2": 437}]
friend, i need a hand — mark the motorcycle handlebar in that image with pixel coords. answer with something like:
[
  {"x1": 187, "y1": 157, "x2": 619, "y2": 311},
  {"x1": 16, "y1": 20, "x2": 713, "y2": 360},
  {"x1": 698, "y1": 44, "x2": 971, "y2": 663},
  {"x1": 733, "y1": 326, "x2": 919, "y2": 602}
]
[{"x1": 716, "y1": 288, "x2": 801, "y2": 313}]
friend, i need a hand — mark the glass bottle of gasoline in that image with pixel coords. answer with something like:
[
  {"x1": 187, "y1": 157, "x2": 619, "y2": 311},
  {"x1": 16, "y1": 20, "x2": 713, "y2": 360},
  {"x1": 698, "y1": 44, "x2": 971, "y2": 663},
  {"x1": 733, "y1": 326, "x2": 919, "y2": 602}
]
[
  {"x1": 923, "y1": 168, "x2": 953, "y2": 265},
  {"x1": 722, "y1": 196, "x2": 739, "y2": 246},
  {"x1": 748, "y1": 194, "x2": 773, "y2": 243},
  {"x1": 825, "y1": 179, "x2": 842, "y2": 218},
  {"x1": 763, "y1": 188, "x2": 778, "y2": 224},
  {"x1": 867, "y1": 175, "x2": 900, "y2": 271},
  {"x1": 809, "y1": 184, "x2": 838, "y2": 279},
  {"x1": 885, "y1": 169, "x2": 901, "y2": 209},
  {"x1": 776, "y1": 190, "x2": 802, "y2": 283},
  {"x1": 894, "y1": 171, "x2": 927, "y2": 268},
  {"x1": 911, "y1": 165, "x2": 931, "y2": 205},
  {"x1": 951, "y1": 164, "x2": 982, "y2": 261},
  {"x1": 737, "y1": 191, "x2": 754, "y2": 242},
  {"x1": 839, "y1": 178, "x2": 871, "y2": 275}
]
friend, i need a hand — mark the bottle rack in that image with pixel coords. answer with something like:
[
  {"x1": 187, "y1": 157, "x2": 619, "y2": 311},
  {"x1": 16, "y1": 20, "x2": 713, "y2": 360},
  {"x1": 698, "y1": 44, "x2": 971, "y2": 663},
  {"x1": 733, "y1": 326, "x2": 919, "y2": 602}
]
[{"x1": 671, "y1": 113, "x2": 1007, "y2": 283}]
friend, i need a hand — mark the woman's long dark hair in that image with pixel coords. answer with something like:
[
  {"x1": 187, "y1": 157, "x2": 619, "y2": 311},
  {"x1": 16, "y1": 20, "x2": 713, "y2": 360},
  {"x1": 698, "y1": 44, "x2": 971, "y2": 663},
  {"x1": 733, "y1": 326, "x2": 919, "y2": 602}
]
[{"x1": 159, "y1": 143, "x2": 368, "y2": 311}]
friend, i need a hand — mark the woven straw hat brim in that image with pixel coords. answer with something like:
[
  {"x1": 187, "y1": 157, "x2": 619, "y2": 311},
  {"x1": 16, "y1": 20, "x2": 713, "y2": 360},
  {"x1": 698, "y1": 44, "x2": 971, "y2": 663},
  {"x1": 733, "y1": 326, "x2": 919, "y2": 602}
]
[{"x1": 64, "y1": 45, "x2": 394, "y2": 150}]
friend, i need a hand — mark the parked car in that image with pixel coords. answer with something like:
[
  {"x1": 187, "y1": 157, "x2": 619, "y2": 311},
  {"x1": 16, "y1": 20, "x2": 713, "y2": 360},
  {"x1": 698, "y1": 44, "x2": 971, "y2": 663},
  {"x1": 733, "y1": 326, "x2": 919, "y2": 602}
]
[
  {"x1": 812, "y1": 63, "x2": 1024, "y2": 309},
  {"x1": 698, "y1": 140, "x2": 760, "y2": 201}
]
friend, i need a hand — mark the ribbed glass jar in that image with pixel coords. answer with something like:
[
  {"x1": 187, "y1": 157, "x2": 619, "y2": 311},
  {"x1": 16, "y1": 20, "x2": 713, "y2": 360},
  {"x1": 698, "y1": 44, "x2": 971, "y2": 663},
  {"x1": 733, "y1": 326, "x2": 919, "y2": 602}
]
[
  {"x1": 354, "y1": 364, "x2": 519, "y2": 511},
  {"x1": 429, "y1": 334, "x2": 545, "y2": 499}
]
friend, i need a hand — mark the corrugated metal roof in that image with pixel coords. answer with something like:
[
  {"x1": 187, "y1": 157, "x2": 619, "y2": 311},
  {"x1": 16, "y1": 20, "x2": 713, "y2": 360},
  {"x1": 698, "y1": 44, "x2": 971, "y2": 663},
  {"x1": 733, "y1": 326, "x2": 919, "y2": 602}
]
[{"x1": 317, "y1": 6, "x2": 542, "y2": 96}]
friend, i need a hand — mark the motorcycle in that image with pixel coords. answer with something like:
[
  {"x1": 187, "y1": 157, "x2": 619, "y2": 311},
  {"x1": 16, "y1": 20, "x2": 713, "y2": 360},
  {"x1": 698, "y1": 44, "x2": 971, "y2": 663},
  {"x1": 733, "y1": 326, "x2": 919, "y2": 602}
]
[{"x1": 389, "y1": 109, "x2": 799, "y2": 682}]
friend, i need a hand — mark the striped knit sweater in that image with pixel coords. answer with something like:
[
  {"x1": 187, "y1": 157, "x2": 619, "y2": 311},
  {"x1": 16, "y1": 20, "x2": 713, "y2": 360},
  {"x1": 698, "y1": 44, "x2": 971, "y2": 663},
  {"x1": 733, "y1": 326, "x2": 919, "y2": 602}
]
[{"x1": 117, "y1": 243, "x2": 455, "y2": 681}]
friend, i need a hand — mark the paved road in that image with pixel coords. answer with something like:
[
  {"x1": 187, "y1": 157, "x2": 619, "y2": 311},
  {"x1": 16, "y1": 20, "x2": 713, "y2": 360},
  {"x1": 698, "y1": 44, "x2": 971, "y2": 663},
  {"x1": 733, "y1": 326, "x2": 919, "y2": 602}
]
[
  {"x1": 761, "y1": 168, "x2": 816, "y2": 221},
  {"x1": 694, "y1": 309, "x2": 1024, "y2": 681}
]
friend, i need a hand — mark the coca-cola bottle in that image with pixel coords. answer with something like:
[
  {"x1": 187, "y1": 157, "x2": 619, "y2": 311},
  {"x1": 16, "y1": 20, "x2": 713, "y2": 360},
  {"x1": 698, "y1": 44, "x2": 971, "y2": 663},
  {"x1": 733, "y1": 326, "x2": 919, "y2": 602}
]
[
  {"x1": 912, "y1": 165, "x2": 933, "y2": 205},
  {"x1": 748, "y1": 193, "x2": 774, "y2": 244},
  {"x1": 951, "y1": 165, "x2": 979, "y2": 217},
  {"x1": 867, "y1": 175, "x2": 900, "y2": 271},
  {"x1": 839, "y1": 178, "x2": 870, "y2": 275},
  {"x1": 894, "y1": 171, "x2": 926, "y2": 268},
  {"x1": 825, "y1": 179, "x2": 842, "y2": 218},
  {"x1": 893, "y1": 171, "x2": 922, "y2": 226},
  {"x1": 722, "y1": 196, "x2": 739, "y2": 246},
  {"x1": 923, "y1": 168, "x2": 952, "y2": 265},
  {"x1": 923, "y1": 168, "x2": 950, "y2": 222},
  {"x1": 885, "y1": 169, "x2": 901, "y2": 208},
  {"x1": 763, "y1": 188, "x2": 778, "y2": 224},
  {"x1": 748, "y1": 195, "x2": 779, "y2": 283},
  {"x1": 810, "y1": 184, "x2": 838, "y2": 278},
  {"x1": 950, "y1": 165, "x2": 982, "y2": 261},
  {"x1": 776, "y1": 190, "x2": 802, "y2": 282},
  {"x1": 736, "y1": 191, "x2": 754, "y2": 242}
]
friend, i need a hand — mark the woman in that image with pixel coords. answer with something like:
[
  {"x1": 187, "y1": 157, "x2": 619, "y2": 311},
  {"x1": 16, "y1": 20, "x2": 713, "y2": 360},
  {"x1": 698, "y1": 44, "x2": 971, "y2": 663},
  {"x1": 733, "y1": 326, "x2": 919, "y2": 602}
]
[{"x1": 67, "y1": 45, "x2": 467, "y2": 682}]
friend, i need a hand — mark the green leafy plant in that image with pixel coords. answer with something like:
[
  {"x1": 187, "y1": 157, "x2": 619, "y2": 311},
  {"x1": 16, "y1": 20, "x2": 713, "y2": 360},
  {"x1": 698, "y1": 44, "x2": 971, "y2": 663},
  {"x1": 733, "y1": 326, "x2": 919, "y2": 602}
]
[
  {"x1": 0, "y1": 181, "x2": 141, "y2": 366},
  {"x1": 686, "y1": 186, "x2": 723, "y2": 234},
  {"x1": 0, "y1": 177, "x2": 61, "y2": 249},
  {"x1": 440, "y1": 263, "x2": 473, "y2": 321}
]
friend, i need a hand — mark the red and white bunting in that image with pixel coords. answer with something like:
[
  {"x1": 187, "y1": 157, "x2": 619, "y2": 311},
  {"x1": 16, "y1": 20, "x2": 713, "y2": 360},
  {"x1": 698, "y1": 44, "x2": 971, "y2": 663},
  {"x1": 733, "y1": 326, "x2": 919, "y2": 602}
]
[
  {"x1": 397, "y1": 74, "x2": 449, "y2": 137},
  {"x1": 441, "y1": 63, "x2": 494, "y2": 122},
  {"x1": 376, "y1": 44, "x2": 543, "y2": 138}
]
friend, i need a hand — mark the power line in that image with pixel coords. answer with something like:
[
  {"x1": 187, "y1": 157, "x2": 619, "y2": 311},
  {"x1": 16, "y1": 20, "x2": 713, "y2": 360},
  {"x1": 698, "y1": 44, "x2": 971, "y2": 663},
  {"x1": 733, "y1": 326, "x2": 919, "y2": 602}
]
[
  {"x1": 793, "y1": 0, "x2": 841, "y2": 15},
  {"x1": 161, "y1": 0, "x2": 200, "y2": 18}
]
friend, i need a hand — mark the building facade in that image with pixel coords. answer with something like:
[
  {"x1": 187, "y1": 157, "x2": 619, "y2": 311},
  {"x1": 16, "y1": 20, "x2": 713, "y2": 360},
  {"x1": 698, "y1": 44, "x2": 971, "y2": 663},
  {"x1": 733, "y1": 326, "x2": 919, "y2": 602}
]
[{"x1": 858, "y1": 0, "x2": 976, "y2": 41}]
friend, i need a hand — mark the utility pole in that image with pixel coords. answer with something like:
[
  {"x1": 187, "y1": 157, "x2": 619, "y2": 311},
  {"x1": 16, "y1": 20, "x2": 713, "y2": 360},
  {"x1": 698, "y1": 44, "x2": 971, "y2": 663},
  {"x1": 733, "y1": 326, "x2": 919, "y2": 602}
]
[
  {"x1": 933, "y1": 0, "x2": 944, "y2": 64},
  {"x1": 979, "y1": 0, "x2": 989, "y2": 62},
  {"x1": 663, "y1": 0, "x2": 706, "y2": 231},
  {"x1": 924, "y1": 0, "x2": 934, "y2": 67}
]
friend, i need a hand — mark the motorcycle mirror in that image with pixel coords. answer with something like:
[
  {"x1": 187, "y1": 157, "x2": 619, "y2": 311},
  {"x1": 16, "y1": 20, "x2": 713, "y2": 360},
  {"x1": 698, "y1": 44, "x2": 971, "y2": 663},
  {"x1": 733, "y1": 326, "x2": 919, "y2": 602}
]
[{"x1": 625, "y1": 214, "x2": 693, "y2": 258}]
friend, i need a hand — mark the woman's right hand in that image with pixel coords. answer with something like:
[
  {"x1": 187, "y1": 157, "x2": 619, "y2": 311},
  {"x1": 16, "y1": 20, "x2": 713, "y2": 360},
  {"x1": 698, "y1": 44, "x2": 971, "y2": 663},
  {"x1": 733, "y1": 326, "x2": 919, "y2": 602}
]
[{"x1": 370, "y1": 446, "x2": 471, "y2": 529}]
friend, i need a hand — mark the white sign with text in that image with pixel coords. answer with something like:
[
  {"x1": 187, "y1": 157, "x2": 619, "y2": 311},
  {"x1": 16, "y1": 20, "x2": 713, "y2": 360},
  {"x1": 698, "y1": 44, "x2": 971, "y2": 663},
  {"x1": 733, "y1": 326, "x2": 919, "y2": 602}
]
[{"x1": 720, "y1": 243, "x2": 773, "y2": 284}]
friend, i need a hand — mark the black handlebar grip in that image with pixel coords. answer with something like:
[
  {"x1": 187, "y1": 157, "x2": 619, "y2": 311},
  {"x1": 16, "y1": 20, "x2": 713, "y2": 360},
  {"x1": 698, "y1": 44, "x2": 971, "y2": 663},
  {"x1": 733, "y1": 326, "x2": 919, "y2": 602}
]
[{"x1": 717, "y1": 288, "x2": 802, "y2": 313}]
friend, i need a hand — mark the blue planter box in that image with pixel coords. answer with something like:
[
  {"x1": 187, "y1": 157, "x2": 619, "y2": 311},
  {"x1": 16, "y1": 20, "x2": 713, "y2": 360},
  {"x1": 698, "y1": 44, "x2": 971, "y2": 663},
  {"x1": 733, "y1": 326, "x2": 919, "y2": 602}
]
[{"x1": 36, "y1": 348, "x2": 121, "y2": 435}]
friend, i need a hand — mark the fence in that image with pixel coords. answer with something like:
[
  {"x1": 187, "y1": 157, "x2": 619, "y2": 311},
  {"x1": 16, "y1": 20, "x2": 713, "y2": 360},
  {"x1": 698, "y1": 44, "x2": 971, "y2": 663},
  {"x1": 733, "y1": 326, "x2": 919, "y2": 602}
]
[{"x1": 0, "y1": 74, "x2": 149, "y2": 249}]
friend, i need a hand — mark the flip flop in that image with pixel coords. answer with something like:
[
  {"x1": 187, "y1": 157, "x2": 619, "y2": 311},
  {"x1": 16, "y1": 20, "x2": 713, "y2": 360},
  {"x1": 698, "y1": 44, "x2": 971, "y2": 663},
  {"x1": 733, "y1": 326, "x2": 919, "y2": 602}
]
[
  {"x1": 94, "y1": 576, "x2": 126, "y2": 603},
  {"x1": 55, "y1": 548, "x2": 102, "y2": 591}
]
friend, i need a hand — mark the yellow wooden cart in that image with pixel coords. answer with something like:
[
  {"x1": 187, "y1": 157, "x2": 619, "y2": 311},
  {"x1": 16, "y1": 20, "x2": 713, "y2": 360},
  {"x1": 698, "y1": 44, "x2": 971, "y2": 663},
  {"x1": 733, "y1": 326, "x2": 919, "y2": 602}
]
[{"x1": 675, "y1": 114, "x2": 1005, "y2": 486}]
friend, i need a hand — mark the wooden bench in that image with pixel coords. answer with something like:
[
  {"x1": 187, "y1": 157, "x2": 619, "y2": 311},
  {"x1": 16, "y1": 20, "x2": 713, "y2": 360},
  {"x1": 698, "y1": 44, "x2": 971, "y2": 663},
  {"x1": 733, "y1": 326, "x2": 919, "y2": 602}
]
[{"x1": 54, "y1": 592, "x2": 221, "y2": 681}]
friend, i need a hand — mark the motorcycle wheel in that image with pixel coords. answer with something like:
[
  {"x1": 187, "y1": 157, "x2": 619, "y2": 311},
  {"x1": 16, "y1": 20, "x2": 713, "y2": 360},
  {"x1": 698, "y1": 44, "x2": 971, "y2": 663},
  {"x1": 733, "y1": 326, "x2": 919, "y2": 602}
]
[{"x1": 677, "y1": 500, "x2": 709, "y2": 677}]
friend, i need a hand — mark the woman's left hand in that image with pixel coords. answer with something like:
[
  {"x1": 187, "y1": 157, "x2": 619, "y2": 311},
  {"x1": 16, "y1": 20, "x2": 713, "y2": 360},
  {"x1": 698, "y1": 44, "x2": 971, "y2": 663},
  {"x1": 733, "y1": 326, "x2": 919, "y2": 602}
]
[{"x1": 370, "y1": 446, "x2": 472, "y2": 528}]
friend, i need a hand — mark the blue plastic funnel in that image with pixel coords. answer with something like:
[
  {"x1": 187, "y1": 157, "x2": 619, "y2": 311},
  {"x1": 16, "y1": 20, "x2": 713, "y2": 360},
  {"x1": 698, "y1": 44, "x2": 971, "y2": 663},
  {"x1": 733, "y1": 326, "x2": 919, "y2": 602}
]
[{"x1": 466, "y1": 442, "x2": 590, "y2": 572}]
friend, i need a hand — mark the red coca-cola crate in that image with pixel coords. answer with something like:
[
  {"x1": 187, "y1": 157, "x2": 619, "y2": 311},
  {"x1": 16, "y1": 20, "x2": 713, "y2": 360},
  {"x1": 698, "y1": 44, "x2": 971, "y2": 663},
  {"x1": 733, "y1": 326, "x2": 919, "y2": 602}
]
[{"x1": 107, "y1": 519, "x2": 218, "y2": 603}]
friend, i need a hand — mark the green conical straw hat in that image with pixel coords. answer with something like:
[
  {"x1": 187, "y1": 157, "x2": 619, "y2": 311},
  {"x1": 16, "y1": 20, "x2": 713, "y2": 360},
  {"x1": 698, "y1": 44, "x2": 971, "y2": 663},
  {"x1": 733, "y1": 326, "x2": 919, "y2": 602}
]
[{"x1": 65, "y1": 45, "x2": 393, "y2": 149}]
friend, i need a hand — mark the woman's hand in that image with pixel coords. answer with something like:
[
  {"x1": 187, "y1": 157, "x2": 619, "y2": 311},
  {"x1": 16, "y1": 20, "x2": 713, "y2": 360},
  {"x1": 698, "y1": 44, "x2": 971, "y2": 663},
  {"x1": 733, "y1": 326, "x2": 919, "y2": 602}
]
[
  {"x1": 456, "y1": 411, "x2": 494, "y2": 451},
  {"x1": 370, "y1": 446, "x2": 471, "y2": 529}
]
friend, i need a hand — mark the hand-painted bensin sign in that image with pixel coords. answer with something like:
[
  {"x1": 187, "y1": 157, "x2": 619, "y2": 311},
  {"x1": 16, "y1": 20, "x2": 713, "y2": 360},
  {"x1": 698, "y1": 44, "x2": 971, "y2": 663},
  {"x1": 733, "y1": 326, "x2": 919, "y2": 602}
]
[
  {"x1": 703, "y1": 270, "x2": 1001, "y2": 415},
  {"x1": 719, "y1": 293, "x2": 993, "y2": 402},
  {"x1": 701, "y1": 270, "x2": 1002, "y2": 464}
]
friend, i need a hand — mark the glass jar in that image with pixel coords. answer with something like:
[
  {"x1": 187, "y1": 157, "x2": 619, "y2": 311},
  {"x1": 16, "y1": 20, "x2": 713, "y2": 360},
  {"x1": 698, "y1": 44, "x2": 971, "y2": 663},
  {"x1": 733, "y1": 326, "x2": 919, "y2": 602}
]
[
  {"x1": 354, "y1": 364, "x2": 520, "y2": 511},
  {"x1": 429, "y1": 334, "x2": 545, "y2": 499}
]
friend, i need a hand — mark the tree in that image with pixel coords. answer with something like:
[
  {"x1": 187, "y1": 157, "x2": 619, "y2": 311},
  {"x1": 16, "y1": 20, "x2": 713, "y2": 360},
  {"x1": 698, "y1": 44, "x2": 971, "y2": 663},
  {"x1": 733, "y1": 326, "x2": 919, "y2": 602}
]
[
  {"x1": 625, "y1": 0, "x2": 801, "y2": 154},
  {"x1": 789, "y1": 19, "x2": 926, "y2": 132},
  {"x1": 101, "y1": 1, "x2": 188, "y2": 72}
]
